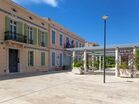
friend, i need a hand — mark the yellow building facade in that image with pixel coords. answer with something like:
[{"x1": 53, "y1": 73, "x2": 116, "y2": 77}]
[{"x1": 0, "y1": 0, "x2": 85, "y2": 75}]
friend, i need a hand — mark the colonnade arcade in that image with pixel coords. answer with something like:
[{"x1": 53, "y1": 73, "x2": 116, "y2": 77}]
[{"x1": 67, "y1": 44, "x2": 139, "y2": 77}]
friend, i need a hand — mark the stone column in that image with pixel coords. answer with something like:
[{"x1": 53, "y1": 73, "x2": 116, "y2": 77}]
[
  {"x1": 92, "y1": 55, "x2": 95, "y2": 68},
  {"x1": 84, "y1": 50, "x2": 87, "y2": 72},
  {"x1": 99, "y1": 56, "x2": 102, "y2": 71},
  {"x1": 133, "y1": 47, "x2": 137, "y2": 70},
  {"x1": 72, "y1": 51, "x2": 75, "y2": 67},
  {"x1": 115, "y1": 48, "x2": 120, "y2": 77},
  {"x1": 95, "y1": 56, "x2": 98, "y2": 70},
  {"x1": 119, "y1": 55, "x2": 121, "y2": 66}
]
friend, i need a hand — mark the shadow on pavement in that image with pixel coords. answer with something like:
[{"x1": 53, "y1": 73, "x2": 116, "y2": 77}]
[
  {"x1": 86, "y1": 70, "x2": 115, "y2": 76},
  {"x1": 0, "y1": 70, "x2": 71, "y2": 81},
  {"x1": 106, "y1": 80, "x2": 134, "y2": 84}
]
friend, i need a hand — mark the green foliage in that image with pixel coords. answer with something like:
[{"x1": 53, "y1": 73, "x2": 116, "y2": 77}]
[
  {"x1": 86, "y1": 60, "x2": 92, "y2": 68},
  {"x1": 106, "y1": 56, "x2": 115, "y2": 68},
  {"x1": 94, "y1": 60, "x2": 99, "y2": 69},
  {"x1": 119, "y1": 62, "x2": 128, "y2": 70},
  {"x1": 89, "y1": 60, "x2": 93, "y2": 67},
  {"x1": 73, "y1": 60, "x2": 83, "y2": 68},
  {"x1": 135, "y1": 50, "x2": 139, "y2": 71}
]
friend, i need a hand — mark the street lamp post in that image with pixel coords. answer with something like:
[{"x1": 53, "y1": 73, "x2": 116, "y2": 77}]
[{"x1": 102, "y1": 15, "x2": 108, "y2": 83}]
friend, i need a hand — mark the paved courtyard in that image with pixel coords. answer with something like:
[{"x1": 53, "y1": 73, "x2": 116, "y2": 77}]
[{"x1": 0, "y1": 71, "x2": 139, "y2": 104}]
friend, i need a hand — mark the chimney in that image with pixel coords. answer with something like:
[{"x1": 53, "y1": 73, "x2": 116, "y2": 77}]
[{"x1": 47, "y1": 18, "x2": 51, "y2": 21}]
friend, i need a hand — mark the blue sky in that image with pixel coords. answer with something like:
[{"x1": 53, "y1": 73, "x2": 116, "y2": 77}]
[{"x1": 12, "y1": 0, "x2": 139, "y2": 45}]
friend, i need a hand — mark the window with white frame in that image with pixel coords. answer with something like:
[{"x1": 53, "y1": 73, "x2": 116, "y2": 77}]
[
  {"x1": 10, "y1": 20, "x2": 17, "y2": 39},
  {"x1": 10, "y1": 20, "x2": 17, "y2": 33},
  {"x1": 28, "y1": 26, "x2": 33, "y2": 44},
  {"x1": 40, "y1": 31, "x2": 45, "y2": 47}
]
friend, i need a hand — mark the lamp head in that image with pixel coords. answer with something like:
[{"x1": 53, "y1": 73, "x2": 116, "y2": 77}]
[{"x1": 102, "y1": 15, "x2": 108, "y2": 20}]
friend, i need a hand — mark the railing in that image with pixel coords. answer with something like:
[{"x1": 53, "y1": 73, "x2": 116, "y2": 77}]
[
  {"x1": 28, "y1": 39, "x2": 33, "y2": 44},
  {"x1": 64, "y1": 43, "x2": 75, "y2": 48},
  {"x1": 40, "y1": 42, "x2": 45, "y2": 47},
  {"x1": 5, "y1": 31, "x2": 27, "y2": 43}
]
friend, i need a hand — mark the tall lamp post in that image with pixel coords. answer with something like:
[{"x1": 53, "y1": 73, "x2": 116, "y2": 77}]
[{"x1": 102, "y1": 15, "x2": 108, "y2": 83}]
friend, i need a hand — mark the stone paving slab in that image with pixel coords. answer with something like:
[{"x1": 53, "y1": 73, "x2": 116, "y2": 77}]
[{"x1": 0, "y1": 71, "x2": 139, "y2": 104}]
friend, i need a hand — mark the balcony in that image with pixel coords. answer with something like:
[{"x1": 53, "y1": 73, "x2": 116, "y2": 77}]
[
  {"x1": 40, "y1": 42, "x2": 45, "y2": 47},
  {"x1": 28, "y1": 39, "x2": 34, "y2": 44},
  {"x1": 5, "y1": 31, "x2": 27, "y2": 43},
  {"x1": 64, "y1": 42, "x2": 75, "y2": 48}
]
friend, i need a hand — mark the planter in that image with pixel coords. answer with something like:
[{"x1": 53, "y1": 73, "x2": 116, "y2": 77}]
[
  {"x1": 72, "y1": 67, "x2": 84, "y2": 75},
  {"x1": 120, "y1": 69, "x2": 137, "y2": 78}
]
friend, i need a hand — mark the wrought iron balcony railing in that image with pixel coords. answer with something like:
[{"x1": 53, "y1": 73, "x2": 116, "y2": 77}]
[
  {"x1": 64, "y1": 43, "x2": 75, "y2": 48},
  {"x1": 5, "y1": 31, "x2": 27, "y2": 43},
  {"x1": 28, "y1": 39, "x2": 34, "y2": 44},
  {"x1": 40, "y1": 42, "x2": 45, "y2": 47}
]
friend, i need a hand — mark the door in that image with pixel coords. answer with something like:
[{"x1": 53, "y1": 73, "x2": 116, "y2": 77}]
[
  {"x1": 9, "y1": 49, "x2": 19, "y2": 73},
  {"x1": 63, "y1": 55, "x2": 72, "y2": 69}
]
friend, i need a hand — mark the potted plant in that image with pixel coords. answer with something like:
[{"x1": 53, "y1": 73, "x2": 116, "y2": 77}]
[
  {"x1": 119, "y1": 62, "x2": 132, "y2": 78},
  {"x1": 72, "y1": 60, "x2": 84, "y2": 75}
]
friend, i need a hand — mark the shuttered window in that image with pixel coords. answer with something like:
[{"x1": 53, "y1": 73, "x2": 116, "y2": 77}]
[
  {"x1": 33, "y1": 27, "x2": 37, "y2": 45},
  {"x1": 38, "y1": 30, "x2": 48, "y2": 47},
  {"x1": 41, "y1": 52, "x2": 45, "y2": 66},
  {"x1": 5, "y1": 16, "x2": 23, "y2": 34},
  {"x1": 17, "y1": 22, "x2": 23, "y2": 35},
  {"x1": 5, "y1": 16, "x2": 10, "y2": 31},
  {"x1": 10, "y1": 20, "x2": 17, "y2": 33},
  {"x1": 40, "y1": 31, "x2": 45, "y2": 47},
  {"x1": 27, "y1": 27, "x2": 33, "y2": 44}
]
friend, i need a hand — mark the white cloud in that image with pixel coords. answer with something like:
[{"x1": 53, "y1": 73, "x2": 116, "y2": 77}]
[{"x1": 12, "y1": 0, "x2": 59, "y2": 7}]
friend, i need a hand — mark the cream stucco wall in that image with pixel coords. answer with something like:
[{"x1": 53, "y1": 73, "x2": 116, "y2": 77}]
[{"x1": 0, "y1": 0, "x2": 85, "y2": 75}]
